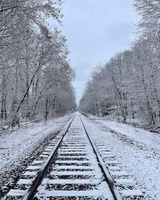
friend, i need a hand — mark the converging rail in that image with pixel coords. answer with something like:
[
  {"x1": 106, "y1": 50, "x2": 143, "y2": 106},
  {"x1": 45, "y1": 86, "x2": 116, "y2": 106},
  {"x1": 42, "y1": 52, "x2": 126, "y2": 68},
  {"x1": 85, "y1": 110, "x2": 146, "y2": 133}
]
[{"x1": 4, "y1": 113, "x2": 144, "y2": 200}]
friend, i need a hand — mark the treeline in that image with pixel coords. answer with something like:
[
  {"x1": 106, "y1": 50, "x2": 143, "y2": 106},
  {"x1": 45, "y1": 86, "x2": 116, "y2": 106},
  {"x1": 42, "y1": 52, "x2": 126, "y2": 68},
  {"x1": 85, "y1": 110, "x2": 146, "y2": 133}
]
[
  {"x1": 79, "y1": 0, "x2": 160, "y2": 128},
  {"x1": 0, "y1": 0, "x2": 76, "y2": 128}
]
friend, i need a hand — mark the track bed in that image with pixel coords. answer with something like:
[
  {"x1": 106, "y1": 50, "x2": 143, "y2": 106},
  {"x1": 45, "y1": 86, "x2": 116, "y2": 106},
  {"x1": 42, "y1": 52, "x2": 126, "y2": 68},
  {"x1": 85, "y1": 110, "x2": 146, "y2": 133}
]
[{"x1": 4, "y1": 114, "x2": 144, "y2": 200}]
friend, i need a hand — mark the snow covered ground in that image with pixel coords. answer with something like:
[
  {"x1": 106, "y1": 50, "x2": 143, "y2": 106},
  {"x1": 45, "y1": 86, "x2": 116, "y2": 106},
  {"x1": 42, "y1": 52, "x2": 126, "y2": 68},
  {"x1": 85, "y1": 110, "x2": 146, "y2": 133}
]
[
  {"x1": 1, "y1": 113, "x2": 160, "y2": 199},
  {"x1": 82, "y1": 114, "x2": 160, "y2": 200},
  {"x1": 0, "y1": 114, "x2": 73, "y2": 196}
]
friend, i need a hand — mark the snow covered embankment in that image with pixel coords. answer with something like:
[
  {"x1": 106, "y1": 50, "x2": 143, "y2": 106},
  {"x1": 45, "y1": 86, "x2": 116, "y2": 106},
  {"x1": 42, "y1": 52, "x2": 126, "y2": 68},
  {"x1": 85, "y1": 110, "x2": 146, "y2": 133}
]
[
  {"x1": 0, "y1": 114, "x2": 73, "y2": 196},
  {"x1": 82, "y1": 115, "x2": 160, "y2": 200}
]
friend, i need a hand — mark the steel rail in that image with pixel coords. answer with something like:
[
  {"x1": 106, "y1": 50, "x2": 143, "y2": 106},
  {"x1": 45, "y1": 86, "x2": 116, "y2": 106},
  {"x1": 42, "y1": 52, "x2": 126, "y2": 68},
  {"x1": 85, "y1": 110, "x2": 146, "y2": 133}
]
[
  {"x1": 79, "y1": 114, "x2": 122, "y2": 200},
  {"x1": 22, "y1": 115, "x2": 75, "y2": 200}
]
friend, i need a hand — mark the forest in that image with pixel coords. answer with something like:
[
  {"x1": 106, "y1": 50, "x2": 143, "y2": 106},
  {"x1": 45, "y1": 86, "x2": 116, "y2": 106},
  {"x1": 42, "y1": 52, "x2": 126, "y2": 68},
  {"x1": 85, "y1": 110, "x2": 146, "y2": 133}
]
[
  {"x1": 79, "y1": 0, "x2": 160, "y2": 130},
  {"x1": 0, "y1": 0, "x2": 76, "y2": 128},
  {"x1": 1, "y1": 0, "x2": 160, "y2": 131},
  {"x1": 0, "y1": 1, "x2": 159, "y2": 199}
]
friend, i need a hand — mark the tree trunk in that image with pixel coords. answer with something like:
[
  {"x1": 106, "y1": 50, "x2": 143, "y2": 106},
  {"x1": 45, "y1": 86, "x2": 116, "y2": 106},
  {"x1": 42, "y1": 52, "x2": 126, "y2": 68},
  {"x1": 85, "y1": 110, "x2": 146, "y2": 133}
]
[{"x1": 45, "y1": 98, "x2": 49, "y2": 124}]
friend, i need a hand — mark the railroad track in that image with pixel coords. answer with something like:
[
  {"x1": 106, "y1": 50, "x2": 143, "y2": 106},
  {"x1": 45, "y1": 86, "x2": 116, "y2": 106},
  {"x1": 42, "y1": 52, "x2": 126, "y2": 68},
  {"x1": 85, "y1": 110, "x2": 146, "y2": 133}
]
[{"x1": 4, "y1": 113, "x2": 144, "y2": 200}]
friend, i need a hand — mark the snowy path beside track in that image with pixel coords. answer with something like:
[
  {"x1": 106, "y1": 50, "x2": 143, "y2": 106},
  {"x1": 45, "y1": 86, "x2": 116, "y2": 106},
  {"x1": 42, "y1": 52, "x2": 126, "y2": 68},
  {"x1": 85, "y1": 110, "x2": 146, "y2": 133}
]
[{"x1": 0, "y1": 114, "x2": 73, "y2": 189}]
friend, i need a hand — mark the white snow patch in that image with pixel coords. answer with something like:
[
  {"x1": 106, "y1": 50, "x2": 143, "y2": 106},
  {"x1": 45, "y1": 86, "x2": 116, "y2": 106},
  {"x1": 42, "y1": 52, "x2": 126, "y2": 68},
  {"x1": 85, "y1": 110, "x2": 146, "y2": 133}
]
[
  {"x1": 0, "y1": 114, "x2": 72, "y2": 175},
  {"x1": 89, "y1": 115, "x2": 160, "y2": 150}
]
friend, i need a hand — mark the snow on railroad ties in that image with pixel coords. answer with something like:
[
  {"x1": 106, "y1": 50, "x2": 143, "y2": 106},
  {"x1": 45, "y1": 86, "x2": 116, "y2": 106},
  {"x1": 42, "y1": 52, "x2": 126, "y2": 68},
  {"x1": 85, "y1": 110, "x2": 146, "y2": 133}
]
[{"x1": 81, "y1": 114, "x2": 160, "y2": 200}]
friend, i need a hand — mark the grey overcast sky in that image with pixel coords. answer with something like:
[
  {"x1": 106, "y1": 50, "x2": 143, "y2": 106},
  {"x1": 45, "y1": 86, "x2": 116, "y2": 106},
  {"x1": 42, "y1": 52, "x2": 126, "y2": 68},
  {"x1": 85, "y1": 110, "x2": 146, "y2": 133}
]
[{"x1": 60, "y1": 0, "x2": 139, "y2": 104}]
